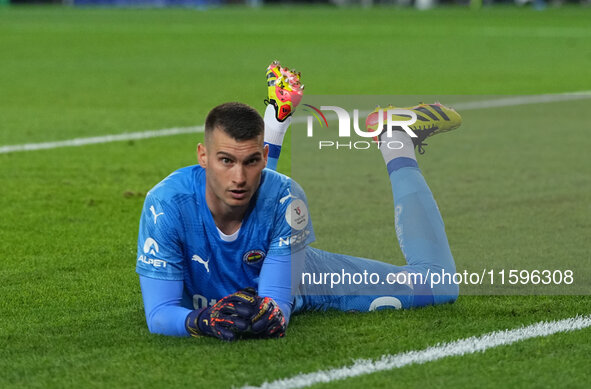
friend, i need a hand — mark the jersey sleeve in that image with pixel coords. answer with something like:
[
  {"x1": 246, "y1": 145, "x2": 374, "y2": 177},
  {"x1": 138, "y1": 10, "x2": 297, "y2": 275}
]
[
  {"x1": 267, "y1": 179, "x2": 315, "y2": 257},
  {"x1": 257, "y1": 253, "x2": 293, "y2": 323},
  {"x1": 136, "y1": 193, "x2": 185, "y2": 281},
  {"x1": 139, "y1": 276, "x2": 191, "y2": 336}
]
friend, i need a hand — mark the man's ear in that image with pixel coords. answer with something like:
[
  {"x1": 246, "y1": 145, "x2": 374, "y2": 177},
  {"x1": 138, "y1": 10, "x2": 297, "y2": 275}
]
[
  {"x1": 263, "y1": 143, "x2": 269, "y2": 167},
  {"x1": 197, "y1": 143, "x2": 207, "y2": 168}
]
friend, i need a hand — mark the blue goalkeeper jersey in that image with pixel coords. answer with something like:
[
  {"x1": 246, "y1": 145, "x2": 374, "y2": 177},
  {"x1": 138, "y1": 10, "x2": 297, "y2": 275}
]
[{"x1": 135, "y1": 165, "x2": 315, "y2": 310}]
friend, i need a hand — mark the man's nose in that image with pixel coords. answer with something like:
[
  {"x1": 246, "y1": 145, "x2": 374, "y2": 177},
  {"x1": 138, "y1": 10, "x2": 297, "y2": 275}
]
[{"x1": 232, "y1": 165, "x2": 247, "y2": 185}]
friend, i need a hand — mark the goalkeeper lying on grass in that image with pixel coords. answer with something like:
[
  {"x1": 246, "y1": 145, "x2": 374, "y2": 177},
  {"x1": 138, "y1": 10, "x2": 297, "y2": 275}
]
[{"x1": 136, "y1": 61, "x2": 461, "y2": 341}]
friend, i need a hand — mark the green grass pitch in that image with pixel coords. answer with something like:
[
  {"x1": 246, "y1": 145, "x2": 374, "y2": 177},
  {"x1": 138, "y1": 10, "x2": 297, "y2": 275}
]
[{"x1": 1, "y1": 5, "x2": 591, "y2": 388}]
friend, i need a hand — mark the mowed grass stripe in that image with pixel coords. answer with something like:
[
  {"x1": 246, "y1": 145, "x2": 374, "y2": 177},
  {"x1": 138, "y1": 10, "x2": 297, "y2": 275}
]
[{"x1": 2, "y1": 92, "x2": 591, "y2": 154}]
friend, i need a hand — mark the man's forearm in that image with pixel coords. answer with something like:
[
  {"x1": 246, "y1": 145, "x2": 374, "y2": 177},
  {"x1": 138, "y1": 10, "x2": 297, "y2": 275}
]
[
  {"x1": 258, "y1": 253, "x2": 294, "y2": 324},
  {"x1": 139, "y1": 276, "x2": 191, "y2": 337}
]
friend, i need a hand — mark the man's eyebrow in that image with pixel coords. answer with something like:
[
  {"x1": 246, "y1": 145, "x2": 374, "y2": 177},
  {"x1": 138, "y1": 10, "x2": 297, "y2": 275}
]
[
  {"x1": 216, "y1": 151, "x2": 262, "y2": 160},
  {"x1": 216, "y1": 151, "x2": 235, "y2": 158},
  {"x1": 244, "y1": 151, "x2": 263, "y2": 159}
]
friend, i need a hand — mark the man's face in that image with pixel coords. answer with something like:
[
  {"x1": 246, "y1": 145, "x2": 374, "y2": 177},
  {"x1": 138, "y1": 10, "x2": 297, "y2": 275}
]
[{"x1": 197, "y1": 127, "x2": 268, "y2": 214}]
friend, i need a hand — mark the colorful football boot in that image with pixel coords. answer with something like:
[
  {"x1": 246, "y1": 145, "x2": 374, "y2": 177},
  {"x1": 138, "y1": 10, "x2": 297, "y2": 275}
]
[{"x1": 365, "y1": 102, "x2": 462, "y2": 154}]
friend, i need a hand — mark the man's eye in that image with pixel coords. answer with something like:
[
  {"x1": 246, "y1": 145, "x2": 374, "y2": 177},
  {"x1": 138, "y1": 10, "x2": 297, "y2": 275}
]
[
  {"x1": 221, "y1": 158, "x2": 232, "y2": 164},
  {"x1": 246, "y1": 158, "x2": 260, "y2": 165}
]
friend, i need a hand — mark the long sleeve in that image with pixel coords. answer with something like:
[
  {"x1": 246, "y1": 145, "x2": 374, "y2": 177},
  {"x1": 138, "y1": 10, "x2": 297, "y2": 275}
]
[
  {"x1": 139, "y1": 275, "x2": 192, "y2": 337},
  {"x1": 258, "y1": 252, "x2": 298, "y2": 324}
]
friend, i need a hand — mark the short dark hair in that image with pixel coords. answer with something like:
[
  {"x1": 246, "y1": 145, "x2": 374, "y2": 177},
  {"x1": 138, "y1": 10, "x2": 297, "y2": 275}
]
[{"x1": 204, "y1": 102, "x2": 264, "y2": 142}]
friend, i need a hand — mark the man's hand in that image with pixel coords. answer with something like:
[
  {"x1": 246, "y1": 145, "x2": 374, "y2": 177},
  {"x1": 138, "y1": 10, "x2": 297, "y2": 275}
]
[
  {"x1": 265, "y1": 60, "x2": 304, "y2": 122},
  {"x1": 250, "y1": 296, "x2": 287, "y2": 338},
  {"x1": 186, "y1": 288, "x2": 287, "y2": 341},
  {"x1": 185, "y1": 288, "x2": 259, "y2": 341}
]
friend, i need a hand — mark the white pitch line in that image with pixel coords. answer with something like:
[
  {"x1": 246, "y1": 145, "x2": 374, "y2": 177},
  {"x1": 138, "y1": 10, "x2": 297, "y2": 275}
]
[
  {"x1": 2, "y1": 91, "x2": 591, "y2": 155},
  {"x1": 0, "y1": 125, "x2": 204, "y2": 154},
  {"x1": 450, "y1": 91, "x2": 591, "y2": 111},
  {"x1": 241, "y1": 314, "x2": 591, "y2": 389}
]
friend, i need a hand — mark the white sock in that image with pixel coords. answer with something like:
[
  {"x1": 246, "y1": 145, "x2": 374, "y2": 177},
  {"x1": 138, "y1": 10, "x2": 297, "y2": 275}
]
[
  {"x1": 264, "y1": 104, "x2": 292, "y2": 147},
  {"x1": 378, "y1": 130, "x2": 416, "y2": 164}
]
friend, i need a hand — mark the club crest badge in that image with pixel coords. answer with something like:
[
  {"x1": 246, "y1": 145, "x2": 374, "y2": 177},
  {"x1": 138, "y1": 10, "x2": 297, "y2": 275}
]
[{"x1": 243, "y1": 249, "x2": 266, "y2": 264}]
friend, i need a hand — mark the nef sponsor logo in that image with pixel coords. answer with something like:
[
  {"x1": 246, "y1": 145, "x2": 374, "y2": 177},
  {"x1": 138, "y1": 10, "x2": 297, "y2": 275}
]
[{"x1": 279, "y1": 229, "x2": 311, "y2": 247}]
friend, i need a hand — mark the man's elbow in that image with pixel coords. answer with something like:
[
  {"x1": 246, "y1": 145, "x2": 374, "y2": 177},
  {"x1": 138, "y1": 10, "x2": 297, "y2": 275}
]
[
  {"x1": 144, "y1": 309, "x2": 187, "y2": 336},
  {"x1": 145, "y1": 310, "x2": 161, "y2": 334}
]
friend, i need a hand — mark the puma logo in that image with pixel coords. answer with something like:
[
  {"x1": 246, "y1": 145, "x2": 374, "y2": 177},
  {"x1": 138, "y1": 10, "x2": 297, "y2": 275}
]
[
  {"x1": 149, "y1": 205, "x2": 164, "y2": 224},
  {"x1": 192, "y1": 255, "x2": 210, "y2": 273},
  {"x1": 279, "y1": 189, "x2": 297, "y2": 204}
]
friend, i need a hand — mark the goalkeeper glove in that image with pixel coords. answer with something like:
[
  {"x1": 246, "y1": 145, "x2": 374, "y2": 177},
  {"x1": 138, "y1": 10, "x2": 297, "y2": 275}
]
[
  {"x1": 185, "y1": 288, "x2": 258, "y2": 341},
  {"x1": 250, "y1": 296, "x2": 287, "y2": 338}
]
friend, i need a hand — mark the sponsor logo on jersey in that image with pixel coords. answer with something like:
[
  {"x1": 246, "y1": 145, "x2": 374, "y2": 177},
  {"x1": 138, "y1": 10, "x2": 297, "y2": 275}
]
[
  {"x1": 192, "y1": 254, "x2": 210, "y2": 273},
  {"x1": 149, "y1": 205, "x2": 164, "y2": 224},
  {"x1": 285, "y1": 199, "x2": 309, "y2": 231},
  {"x1": 193, "y1": 294, "x2": 217, "y2": 309},
  {"x1": 279, "y1": 188, "x2": 297, "y2": 204},
  {"x1": 138, "y1": 237, "x2": 167, "y2": 268},
  {"x1": 137, "y1": 255, "x2": 167, "y2": 268},
  {"x1": 143, "y1": 237, "x2": 159, "y2": 255},
  {"x1": 242, "y1": 249, "x2": 266, "y2": 264},
  {"x1": 279, "y1": 229, "x2": 311, "y2": 247}
]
